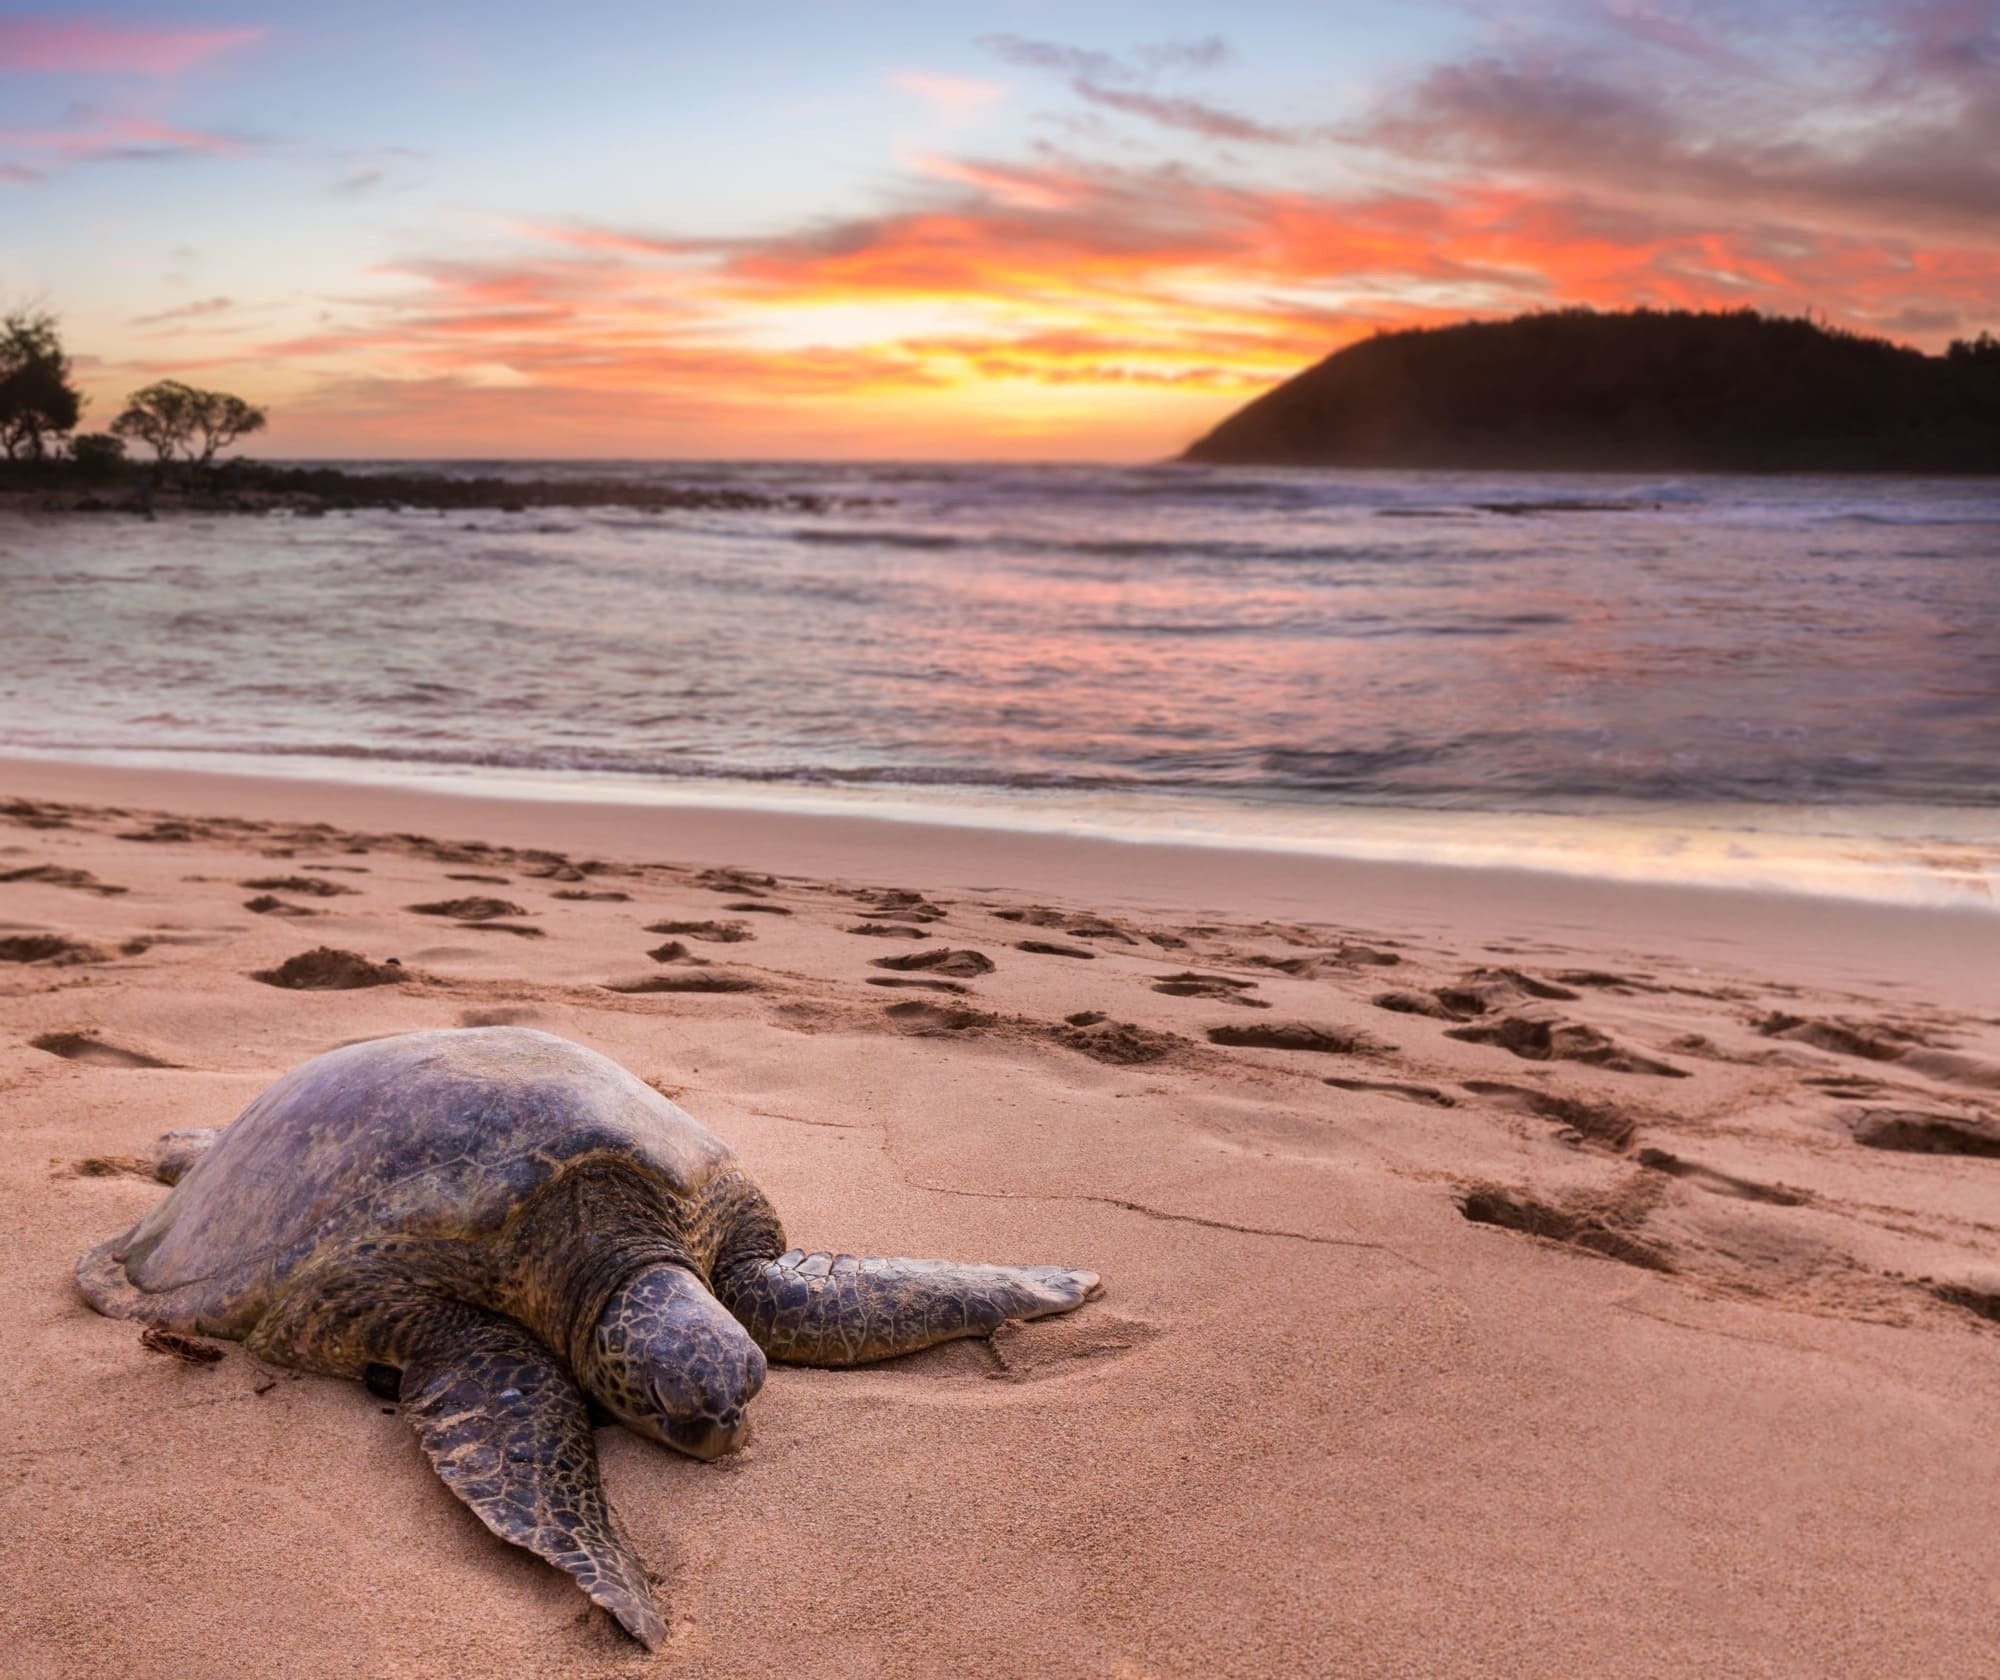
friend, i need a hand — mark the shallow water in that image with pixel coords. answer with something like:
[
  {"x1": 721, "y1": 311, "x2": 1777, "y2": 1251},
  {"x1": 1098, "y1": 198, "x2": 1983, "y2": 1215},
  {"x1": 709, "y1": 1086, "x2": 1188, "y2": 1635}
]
[{"x1": 4, "y1": 461, "x2": 1997, "y2": 903}]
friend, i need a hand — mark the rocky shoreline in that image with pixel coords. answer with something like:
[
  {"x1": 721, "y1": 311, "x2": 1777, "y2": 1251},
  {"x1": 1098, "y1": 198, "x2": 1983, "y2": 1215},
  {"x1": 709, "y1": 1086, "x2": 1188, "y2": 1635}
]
[{"x1": 0, "y1": 463, "x2": 871, "y2": 518}]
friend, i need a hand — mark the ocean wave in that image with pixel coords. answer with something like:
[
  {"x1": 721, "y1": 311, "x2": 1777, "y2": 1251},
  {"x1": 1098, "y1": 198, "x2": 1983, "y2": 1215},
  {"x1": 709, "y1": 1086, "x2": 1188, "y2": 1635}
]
[{"x1": 13, "y1": 728, "x2": 2000, "y2": 812}]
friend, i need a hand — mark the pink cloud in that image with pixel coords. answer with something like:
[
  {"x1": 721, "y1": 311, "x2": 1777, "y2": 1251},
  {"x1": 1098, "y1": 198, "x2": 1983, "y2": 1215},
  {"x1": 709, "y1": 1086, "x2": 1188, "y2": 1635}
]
[
  {"x1": 888, "y1": 71, "x2": 1004, "y2": 125},
  {"x1": 0, "y1": 17, "x2": 260, "y2": 76},
  {"x1": 0, "y1": 107, "x2": 253, "y2": 161}
]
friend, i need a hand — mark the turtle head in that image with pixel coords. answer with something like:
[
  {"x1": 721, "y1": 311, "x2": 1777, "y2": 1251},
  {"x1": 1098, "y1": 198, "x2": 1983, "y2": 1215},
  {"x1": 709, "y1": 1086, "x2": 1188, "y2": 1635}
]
[{"x1": 585, "y1": 1264, "x2": 766, "y2": 1459}]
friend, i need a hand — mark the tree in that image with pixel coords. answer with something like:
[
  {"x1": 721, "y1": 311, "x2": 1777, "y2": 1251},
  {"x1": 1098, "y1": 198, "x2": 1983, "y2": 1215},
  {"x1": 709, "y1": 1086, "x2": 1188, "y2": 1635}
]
[
  {"x1": 111, "y1": 379, "x2": 267, "y2": 469},
  {"x1": 0, "y1": 310, "x2": 83, "y2": 462},
  {"x1": 68, "y1": 432, "x2": 127, "y2": 479},
  {"x1": 189, "y1": 388, "x2": 267, "y2": 465},
  {"x1": 110, "y1": 379, "x2": 200, "y2": 464}
]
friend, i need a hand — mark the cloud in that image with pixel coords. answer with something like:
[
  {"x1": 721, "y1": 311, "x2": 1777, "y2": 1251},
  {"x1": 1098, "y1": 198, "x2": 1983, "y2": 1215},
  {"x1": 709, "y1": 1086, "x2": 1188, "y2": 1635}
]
[
  {"x1": 976, "y1": 33, "x2": 1283, "y2": 147},
  {"x1": 0, "y1": 161, "x2": 41, "y2": 184},
  {"x1": 282, "y1": 139, "x2": 2000, "y2": 425},
  {"x1": 1596, "y1": 0, "x2": 1755, "y2": 69},
  {"x1": 1069, "y1": 82, "x2": 1300, "y2": 145},
  {"x1": 978, "y1": 35, "x2": 1230, "y2": 82},
  {"x1": 1360, "y1": 20, "x2": 2000, "y2": 242},
  {"x1": 978, "y1": 36, "x2": 1123, "y2": 80},
  {"x1": 131, "y1": 295, "x2": 233, "y2": 326},
  {"x1": 888, "y1": 71, "x2": 1003, "y2": 125},
  {"x1": 0, "y1": 17, "x2": 261, "y2": 75},
  {"x1": 0, "y1": 105, "x2": 255, "y2": 163},
  {"x1": 197, "y1": 8, "x2": 2000, "y2": 456}
]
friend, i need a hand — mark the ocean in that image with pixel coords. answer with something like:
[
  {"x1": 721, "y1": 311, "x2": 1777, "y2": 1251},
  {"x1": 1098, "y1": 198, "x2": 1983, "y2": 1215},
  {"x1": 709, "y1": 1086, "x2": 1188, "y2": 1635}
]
[{"x1": 4, "y1": 461, "x2": 1997, "y2": 905}]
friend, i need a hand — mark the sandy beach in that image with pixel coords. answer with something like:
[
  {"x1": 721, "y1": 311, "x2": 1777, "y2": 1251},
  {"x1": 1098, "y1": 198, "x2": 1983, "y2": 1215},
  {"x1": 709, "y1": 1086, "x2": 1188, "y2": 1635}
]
[{"x1": 4, "y1": 756, "x2": 1999, "y2": 1679}]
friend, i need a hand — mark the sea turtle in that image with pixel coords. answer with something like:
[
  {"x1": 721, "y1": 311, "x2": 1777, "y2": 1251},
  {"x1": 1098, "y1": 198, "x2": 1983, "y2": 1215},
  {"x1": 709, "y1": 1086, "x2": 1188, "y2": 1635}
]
[{"x1": 77, "y1": 1026, "x2": 1099, "y2": 1647}]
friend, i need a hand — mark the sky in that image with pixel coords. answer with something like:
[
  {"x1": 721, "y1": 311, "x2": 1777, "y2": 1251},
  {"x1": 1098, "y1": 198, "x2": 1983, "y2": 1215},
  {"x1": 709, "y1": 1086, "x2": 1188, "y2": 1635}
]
[{"x1": 3, "y1": 1, "x2": 1998, "y2": 459}]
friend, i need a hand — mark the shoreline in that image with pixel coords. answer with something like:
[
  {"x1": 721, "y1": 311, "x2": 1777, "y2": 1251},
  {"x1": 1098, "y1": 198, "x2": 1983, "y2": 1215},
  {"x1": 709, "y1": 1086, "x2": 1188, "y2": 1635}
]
[
  {"x1": 6, "y1": 747, "x2": 1999, "y2": 913},
  {"x1": 6, "y1": 753, "x2": 1999, "y2": 1008}
]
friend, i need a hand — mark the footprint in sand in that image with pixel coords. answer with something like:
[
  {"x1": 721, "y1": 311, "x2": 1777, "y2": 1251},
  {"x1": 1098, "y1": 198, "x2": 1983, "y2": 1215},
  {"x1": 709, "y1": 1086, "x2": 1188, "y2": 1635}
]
[
  {"x1": 67, "y1": 1154, "x2": 158, "y2": 1179},
  {"x1": 1056, "y1": 1015, "x2": 1183, "y2": 1065},
  {"x1": 871, "y1": 948, "x2": 994, "y2": 979},
  {"x1": 867, "y1": 976, "x2": 970, "y2": 994},
  {"x1": 1841, "y1": 1108, "x2": 2000, "y2": 1158},
  {"x1": 244, "y1": 895, "x2": 320, "y2": 918},
  {"x1": 1931, "y1": 1276, "x2": 2000, "y2": 1323},
  {"x1": 0, "y1": 934, "x2": 110, "y2": 966},
  {"x1": 993, "y1": 906, "x2": 1135, "y2": 943},
  {"x1": 0, "y1": 864, "x2": 128, "y2": 896},
  {"x1": 1015, "y1": 940, "x2": 1093, "y2": 959},
  {"x1": 847, "y1": 923, "x2": 929, "y2": 939},
  {"x1": 1324, "y1": 1076, "x2": 1456, "y2": 1107},
  {"x1": 32, "y1": 1032, "x2": 175, "y2": 1069},
  {"x1": 604, "y1": 973, "x2": 760, "y2": 995},
  {"x1": 453, "y1": 922, "x2": 546, "y2": 939},
  {"x1": 458, "y1": 1006, "x2": 545, "y2": 1027},
  {"x1": 1446, "y1": 1013, "x2": 1688, "y2": 1078},
  {"x1": 1207, "y1": 1022, "x2": 1388, "y2": 1056},
  {"x1": 406, "y1": 896, "x2": 527, "y2": 921},
  {"x1": 1633, "y1": 1147, "x2": 1809, "y2": 1206},
  {"x1": 1153, "y1": 971, "x2": 1268, "y2": 1008},
  {"x1": 1375, "y1": 966, "x2": 1577, "y2": 1022},
  {"x1": 550, "y1": 889, "x2": 630, "y2": 902},
  {"x1": 1804, "y1": 1074, "x2": 1894, "y2": 1096},
  {"x1": 855, "y1": 889, "x2": 947, "y2": 922},
  {"x1": 1757, "y1": 1012, "x2": 1935, "y2": 1062},
  {"x1": 889, "y1": 1312, "x2": 1161, "y2": 1388},
  {"x1": 1456, "y1": 1179, "x2": 1674, "y2": 1272},
  {"x1": 1549, "y1": 968, "x2": 1666, "y2": 994},
  {"x1": 251, "y1": 947, "x2": 406, "y2": 990},
  {"x1": 242, "y1": 875, "x2": 358, "y2": 899},
  {"x1": 696, "y1": 867, "x2": 776, "y2": 896},
  {"x1": 725, "y1": 901, "x2": 792, "y2": 916},
  {"x1": 646, "y1": 919, "x2": 754, "y2": 944},
  {"x1": 445, "y1": 872, "x2": 512, "y2": 885},
  {"x1": 1249, "y1": 944, "x2": 1402, "y2": 976},
  {"x1": 1461, "y1": 1079, "x2": 1635, "y2": 1149},
  {"x1": 883, "y1": 999, "x2": 997, "y2": 1035}
]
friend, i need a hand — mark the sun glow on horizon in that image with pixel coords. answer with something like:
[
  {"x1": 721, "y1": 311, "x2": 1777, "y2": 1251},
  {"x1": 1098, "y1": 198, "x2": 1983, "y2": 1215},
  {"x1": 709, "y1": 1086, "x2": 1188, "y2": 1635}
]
[{"x1": 5, "y1": 3, "x2": 1998, "y2": 458}]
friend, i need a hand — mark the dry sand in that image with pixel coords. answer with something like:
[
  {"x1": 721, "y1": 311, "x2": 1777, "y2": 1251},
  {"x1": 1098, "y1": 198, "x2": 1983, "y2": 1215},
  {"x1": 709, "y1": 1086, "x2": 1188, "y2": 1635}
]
[{"x1": 3, "y1": 758, "x2": 1998, "y2": 1679}]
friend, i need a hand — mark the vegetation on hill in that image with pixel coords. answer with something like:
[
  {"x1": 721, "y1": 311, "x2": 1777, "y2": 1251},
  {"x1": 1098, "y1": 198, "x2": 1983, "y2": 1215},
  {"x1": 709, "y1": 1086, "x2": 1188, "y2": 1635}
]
[{"x1": 1180, "y1": 309, "x2": 2000, "y2": 473}]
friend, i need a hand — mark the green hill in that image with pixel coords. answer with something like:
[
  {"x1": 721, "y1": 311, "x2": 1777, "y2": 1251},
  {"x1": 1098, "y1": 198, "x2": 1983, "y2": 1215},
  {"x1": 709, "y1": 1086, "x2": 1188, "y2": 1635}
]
[{"x1": 1180, "y1": 308, "x2": 2000, "y2": 473}]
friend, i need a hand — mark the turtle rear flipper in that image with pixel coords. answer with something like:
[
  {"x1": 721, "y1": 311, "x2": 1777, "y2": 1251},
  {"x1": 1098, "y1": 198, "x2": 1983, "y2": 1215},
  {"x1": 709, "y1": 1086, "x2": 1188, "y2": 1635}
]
[
  {"x1": 398, "y1": 1301, "x2": 665, "y2": 1650},
  {"x1": 152, "y1": 1128, "x2": 221, "y2": 1184},
  {"x1": 716, "y1": 1251, "x2": 1101, "y2": 1366}
]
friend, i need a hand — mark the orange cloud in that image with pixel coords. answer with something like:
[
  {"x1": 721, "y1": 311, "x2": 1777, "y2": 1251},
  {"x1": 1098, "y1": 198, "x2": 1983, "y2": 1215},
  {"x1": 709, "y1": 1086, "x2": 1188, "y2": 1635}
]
[
  {"x1": 209, "y1": 156, "x2": 2000, "y2": 457},
  {"x1": 125, "y1": 0, "x2": 2000, "y2": 463}
]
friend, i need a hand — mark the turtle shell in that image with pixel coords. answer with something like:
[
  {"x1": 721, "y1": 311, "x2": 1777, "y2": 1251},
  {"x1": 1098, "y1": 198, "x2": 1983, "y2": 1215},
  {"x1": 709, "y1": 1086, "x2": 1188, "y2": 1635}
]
[{"x1": 88, "y1": 1027, "x2": 735, "y2": 1334}]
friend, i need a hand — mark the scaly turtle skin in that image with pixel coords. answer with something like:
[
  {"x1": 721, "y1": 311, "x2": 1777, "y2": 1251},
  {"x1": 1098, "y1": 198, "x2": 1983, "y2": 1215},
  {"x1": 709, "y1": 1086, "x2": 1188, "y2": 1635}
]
[{"x1": 77, "y1": 1027, "x2": 1099, "y2": 1648}]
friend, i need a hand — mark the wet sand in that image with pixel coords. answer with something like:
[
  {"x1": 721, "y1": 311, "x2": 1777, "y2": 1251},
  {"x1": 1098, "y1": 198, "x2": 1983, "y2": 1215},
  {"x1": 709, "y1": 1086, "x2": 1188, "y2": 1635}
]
[{"x1": 3, "y1": 759, "x2": 1998, "y2": 1679}]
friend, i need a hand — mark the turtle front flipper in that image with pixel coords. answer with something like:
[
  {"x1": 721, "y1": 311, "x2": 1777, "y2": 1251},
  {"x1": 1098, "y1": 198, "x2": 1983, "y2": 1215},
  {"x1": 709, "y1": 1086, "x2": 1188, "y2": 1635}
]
[
  {"x1": 396, "y1": 1302, "x2": 666, "y2": 1649},
  {"x1": 715, "y1": 1251, "x2": 1101, "y2": 1366}
]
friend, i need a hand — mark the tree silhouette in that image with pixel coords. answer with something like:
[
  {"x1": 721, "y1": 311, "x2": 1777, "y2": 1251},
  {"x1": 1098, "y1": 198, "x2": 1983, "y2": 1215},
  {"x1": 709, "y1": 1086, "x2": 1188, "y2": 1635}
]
[
  {"x1": 111, "y1": 379, "x2": 267, "y2": 470},
  {"x1": 0, "y1": 310, "x2": 83, "y2": 462}
]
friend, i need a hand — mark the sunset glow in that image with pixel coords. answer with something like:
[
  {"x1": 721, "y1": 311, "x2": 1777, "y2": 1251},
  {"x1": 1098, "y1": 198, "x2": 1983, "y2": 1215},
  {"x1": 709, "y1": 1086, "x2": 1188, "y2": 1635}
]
[{"x1": 6, "y1": 2, "x2": 1998, "y2": 457}]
